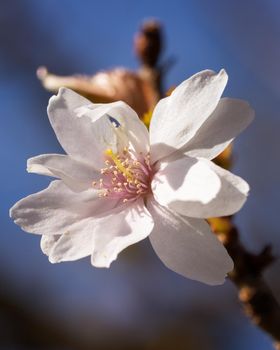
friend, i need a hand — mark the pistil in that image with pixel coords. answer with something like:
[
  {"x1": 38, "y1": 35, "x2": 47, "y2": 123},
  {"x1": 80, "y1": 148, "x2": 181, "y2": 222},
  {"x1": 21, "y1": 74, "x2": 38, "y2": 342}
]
[{"x1": 93, "y1": 147, "x2": 151, "y2": 202}]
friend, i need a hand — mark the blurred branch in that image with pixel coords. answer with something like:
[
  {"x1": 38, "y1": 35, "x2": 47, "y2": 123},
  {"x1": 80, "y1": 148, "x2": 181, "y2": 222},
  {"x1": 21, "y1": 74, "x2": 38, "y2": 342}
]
[
  {"x1": 138, "y1": 20, "x2": 280, "y2": 348},
  {"x1": 138, "y1": 21, "x2": 280, "y2": 350},
  {"x1": 136, "y1": 20, "x2": 280, "y2": 346},
  {"x1": 138, "y1": 19, "x2": 280, "y2": 349},
  {"x1": 209, "y1": 218, "x2": 280, "y2": 349},
  {"x1": 0, "y1": 283, "x2": 142, "y2": 350},
  {"x1": 134, "y1": 19, "x2": 164, "y2": 103}
]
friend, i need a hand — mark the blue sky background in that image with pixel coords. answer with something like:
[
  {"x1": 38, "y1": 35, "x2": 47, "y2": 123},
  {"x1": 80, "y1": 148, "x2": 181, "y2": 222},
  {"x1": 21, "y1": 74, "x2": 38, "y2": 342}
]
[{"x1": 1, "y1": 0, "x2": 280, "y2": 349}]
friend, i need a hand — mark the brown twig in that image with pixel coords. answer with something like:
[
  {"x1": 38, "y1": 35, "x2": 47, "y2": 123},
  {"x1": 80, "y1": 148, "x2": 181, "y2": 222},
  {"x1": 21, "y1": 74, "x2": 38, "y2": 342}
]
[
  {"x1": 136, "y1": 19, "x2": 280, "y2": 348},
  {"x1": 210, "y1": 218, "x2": 280, "y2": 349},
  {"x1": 228, "y1": 230, "x2": 280, "y2": 348},
  {"x1": 0, "y1": 280, "x2": 143, "y2": 350},
  {"x1": 135, "y1": 19, "x2": 165, "y2": 104}
]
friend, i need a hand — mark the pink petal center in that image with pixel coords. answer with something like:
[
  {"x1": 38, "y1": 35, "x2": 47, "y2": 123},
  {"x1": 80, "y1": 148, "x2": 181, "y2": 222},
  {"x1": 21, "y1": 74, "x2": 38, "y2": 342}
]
[{"x1": 93, "y1": 148, "x2": 152, "y2": 202}]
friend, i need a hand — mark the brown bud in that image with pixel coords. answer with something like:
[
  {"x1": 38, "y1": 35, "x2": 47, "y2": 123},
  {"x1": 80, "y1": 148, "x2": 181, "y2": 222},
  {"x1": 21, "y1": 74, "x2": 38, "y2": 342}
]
[
  {"x1": 239, "y1": 286, "x2": 256, "y2": 302},
  {"x1": 134, "y1": 19, "x2": 163, "y2": 67}
]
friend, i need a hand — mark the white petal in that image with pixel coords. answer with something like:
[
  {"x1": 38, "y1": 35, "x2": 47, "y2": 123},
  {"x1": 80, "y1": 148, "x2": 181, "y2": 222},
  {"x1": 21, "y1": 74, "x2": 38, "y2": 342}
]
[
  {"x1": 153, "y1": 157, "x2": 249, "y2": 218},
  {"x1": 48, "y1": 88, "x2": 149, "y2": 169},
  {"x1": 40, "y1": 199, "x2": 153, "y2": 265},
  {"x1": 183, "y1": 98, "x2": 255, "y2": 159},
  {"x1": 90, "y1": 199, "x2": 154, "y2": 268},
  {"x1": 76, "y1": 100, "x2": 149, "y2": 155},
  {"x1": 48, "y1": 88, "x2": 118, "y2": 168},
  {"x1": 40, "y1": 219, "x2": 94, "y2": 263},
  {"x1": 41, "y1": 235, "x2": 60, "y2": 255},
  {"x1": 148, "y1": 200, "x2": 233, "y2": 285},
  {"x1": 10, "y1": 180, "x2": 119, "y2": 235},
  {"x1": 27, "y1": 154, "x2": 98, "y2": 192},
  {"x1": 150, "y1": 69, "x2": 228, "y2": 163},
  {"x1": 152, "y1": 156, "x2": 221, "y2": 214}
]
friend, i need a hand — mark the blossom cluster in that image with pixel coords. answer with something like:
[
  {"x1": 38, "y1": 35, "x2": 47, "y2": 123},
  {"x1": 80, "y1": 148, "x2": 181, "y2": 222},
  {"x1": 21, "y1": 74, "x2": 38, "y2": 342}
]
[{"x1": 10, "y1": 69, "x2": 254, "y2": 285}]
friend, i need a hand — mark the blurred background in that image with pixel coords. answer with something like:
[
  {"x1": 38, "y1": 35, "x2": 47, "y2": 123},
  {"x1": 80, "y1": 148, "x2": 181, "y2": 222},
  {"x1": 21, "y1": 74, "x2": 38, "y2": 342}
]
[{"x1": 1, "y1": 0, "x2": 280, "y2": 349}]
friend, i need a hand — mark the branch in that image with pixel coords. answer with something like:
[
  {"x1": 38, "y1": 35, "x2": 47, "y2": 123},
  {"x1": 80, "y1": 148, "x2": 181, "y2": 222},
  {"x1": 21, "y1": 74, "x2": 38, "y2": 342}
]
[
  {"x1": 210, "y1": 218, "x2": 280, "y2": 349},
  {"x1": 0, "y1": 283, "x2": 141, "y2": 349},
  {"x1": 134, "y1": 19, "x2": 165, "y2": 102},
  {"x1": 135, "y1": 19, "x2": 280, "y2": 348}
]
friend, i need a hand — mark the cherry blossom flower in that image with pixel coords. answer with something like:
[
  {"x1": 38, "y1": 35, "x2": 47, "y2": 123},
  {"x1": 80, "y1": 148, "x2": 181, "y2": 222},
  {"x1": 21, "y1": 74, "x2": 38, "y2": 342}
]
[
  {"x1": 37, "y1": 66, "x2": 157, "y2": 118},
  {"x1": 10, "y1": 69, "x2": 254, "y2": 285}
]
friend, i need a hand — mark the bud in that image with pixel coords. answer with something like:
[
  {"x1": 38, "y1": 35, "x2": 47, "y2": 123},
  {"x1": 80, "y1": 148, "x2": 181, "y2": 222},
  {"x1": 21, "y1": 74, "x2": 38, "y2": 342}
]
[{"x1": 134, "y1": 19, "x2": 163, "y2": 67}]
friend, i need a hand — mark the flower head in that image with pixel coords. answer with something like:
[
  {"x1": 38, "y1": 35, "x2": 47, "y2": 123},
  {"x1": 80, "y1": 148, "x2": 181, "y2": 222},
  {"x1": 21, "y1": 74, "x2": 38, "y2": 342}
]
[{"x1": 10, "y1": 69, "x2": 254, "y2": 285}]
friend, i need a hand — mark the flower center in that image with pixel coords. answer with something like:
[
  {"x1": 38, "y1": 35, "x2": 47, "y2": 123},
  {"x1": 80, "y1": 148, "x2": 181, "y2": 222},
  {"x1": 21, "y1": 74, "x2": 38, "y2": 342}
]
[{"x1": 93, "y1": 147, "x2": 152, "y2": 202}]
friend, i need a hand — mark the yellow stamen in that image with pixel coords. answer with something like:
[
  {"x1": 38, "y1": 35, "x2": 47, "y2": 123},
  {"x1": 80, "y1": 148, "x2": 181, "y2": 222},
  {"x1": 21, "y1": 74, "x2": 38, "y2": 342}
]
[{"x1": 105, "y1": 149, "x2": 134, "y2": 181}]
